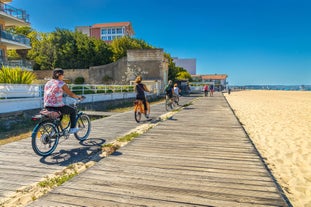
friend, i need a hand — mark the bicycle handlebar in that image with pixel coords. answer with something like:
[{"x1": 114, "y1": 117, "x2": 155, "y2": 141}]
[{"x1": 79, "y1": 96, "x2": 86, "y2": 101}]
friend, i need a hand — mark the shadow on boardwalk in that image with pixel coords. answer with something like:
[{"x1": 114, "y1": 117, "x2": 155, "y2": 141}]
[{"x1": 0, "y1": 93, "x2": 291, "y2": 206}]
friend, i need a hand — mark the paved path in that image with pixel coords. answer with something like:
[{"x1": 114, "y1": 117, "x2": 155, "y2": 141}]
[{"x1": 0, "y1": 93, "x2": 290, "y2": 206}]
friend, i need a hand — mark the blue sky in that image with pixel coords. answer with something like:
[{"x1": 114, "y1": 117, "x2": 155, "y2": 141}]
[{"x1": 10, "y1": 0, "x2": 311, "y2": 85}]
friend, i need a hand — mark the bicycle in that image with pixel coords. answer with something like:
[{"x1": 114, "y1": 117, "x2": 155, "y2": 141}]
[
  {"x1": 31, "y1": 97, "x2": 91, "y2": 156},
  {"x1": 173, "y1": 94, "x2": 180, "y2": 105},
  {"x1": 165, "y1": 95, "x2": 176, "y2": 111},
  {"x1": 134, "y1": 99, "x2": 150, "y2": 123}
]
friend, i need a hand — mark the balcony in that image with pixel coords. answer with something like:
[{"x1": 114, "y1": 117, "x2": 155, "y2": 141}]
[
  {"x1": 0, "y1": 59, "x2": 33, "y2": 70},
  {"x1": 0, "y1": 2, "x2": 30, "y2": 27},
  {"x1": 0, "y1": 29, "x2": 31, "y2": 49}
]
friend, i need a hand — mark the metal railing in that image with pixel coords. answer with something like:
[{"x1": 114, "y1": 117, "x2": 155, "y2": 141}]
[
  {"x1": 0, "y1": 3, "x2": 30, "y2": 23},
  {"x1": 0, "y1": 29, "x2": 31, "y2": 46},
  {"x1": 0, "y1": 84, "x2": 140, "y2": 99},
  {"x1": 0, "y1": 59, "x2": 33, "y2": 70},
  {"x1": 0, "y1": 83, "x2": 160, "y2": 114}
]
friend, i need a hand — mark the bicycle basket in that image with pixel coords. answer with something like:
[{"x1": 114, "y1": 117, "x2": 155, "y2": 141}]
[{"x1": 40, "y1": 109, "x2": 61, "y2": 119}]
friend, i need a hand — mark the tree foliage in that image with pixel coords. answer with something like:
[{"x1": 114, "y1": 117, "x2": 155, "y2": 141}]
[
  {"x1": 7, "y1": 27, "x2": 191, "y2": 81},
  {"x1": 110, "y1": 36, "x2": 153, "y2": 61},
  {"x1": 26, "y1": 28, "x2": 113, "y2": 70},
  {"x1": 176, "y1": 70, "x2": 192, "y2": 80}
]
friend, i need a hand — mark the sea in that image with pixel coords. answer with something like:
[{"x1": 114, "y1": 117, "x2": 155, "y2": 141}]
[{"x1": 231, "y1": 85, "x2": 311, "y2": 91}]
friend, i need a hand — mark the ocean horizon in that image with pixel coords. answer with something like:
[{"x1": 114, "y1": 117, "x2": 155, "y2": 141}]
[{"x1": 231, "y1": 85, "x2": 311, "y2": 91}]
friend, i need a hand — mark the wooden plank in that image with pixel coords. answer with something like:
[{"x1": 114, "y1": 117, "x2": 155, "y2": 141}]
[{"x1": 28, "y1": 94, "x2": 289, "y2": 206}]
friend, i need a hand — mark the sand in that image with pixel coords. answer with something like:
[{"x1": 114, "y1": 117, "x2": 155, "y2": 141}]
[{"x1": 224, "y1": 90, "x2": 311, "y2": 207}]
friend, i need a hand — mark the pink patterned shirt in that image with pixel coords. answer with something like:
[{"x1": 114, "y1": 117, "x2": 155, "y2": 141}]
[{"x1": 44, "y1": 79, "x2": 66, "y2": 107}]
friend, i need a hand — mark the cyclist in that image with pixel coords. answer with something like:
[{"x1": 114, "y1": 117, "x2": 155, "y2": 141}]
[
  {"x1": 44, "y1": 68, "x2": 83, "y2": 134},
  {"x1": 164, "y1": 80, "x2": 174, "y2": 103},
  {"x1": 135, "y1": 75, "x2": 150, "y2": 118}
]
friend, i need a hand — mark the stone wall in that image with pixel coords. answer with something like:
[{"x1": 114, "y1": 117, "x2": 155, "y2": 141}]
[
  {"x1": 33, "y1": 69, "x2": 89, "y2": 84},
  {"x1": 89, "y1": 57, "x2": 127, "y2": 84},
  {"x1": 126, "y1": 49, "x2": 168, "y2": 88},
  {"x1": 32, "y1": 49, "x2": 168, "y2": 87}
]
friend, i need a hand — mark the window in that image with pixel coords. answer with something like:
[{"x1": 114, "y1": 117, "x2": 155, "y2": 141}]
[
  {"x1": 116, "y1": 28, "x2": 122, "y2": 34},
  {"x1": 111, "y1": 28, "x2": 116, "y2": 34},
  {"x1": 101, "y1": 29, "x2": 107, "y2": 34}
]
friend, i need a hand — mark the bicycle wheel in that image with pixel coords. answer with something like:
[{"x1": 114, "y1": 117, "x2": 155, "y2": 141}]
[
  {"x1": 165, "y1": 98, "x2": 173, "y2": 111},
  {"x1": 174, "y1": 96, "x2": 179, "y2": 106},
  {"x1": 32, "y1": 122, "x2": 59, "y2": 156},
  {"x1": 74, "y1": 114, "x2": 91, "y2": 141},
  {"x1": 134, "y1": 102, "x2": 141, "y2": 122}
]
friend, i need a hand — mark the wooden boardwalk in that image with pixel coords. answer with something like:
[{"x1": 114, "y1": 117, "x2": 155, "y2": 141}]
[{"x1": 0, "y1": 93, "x2": 290, "y2": 206}]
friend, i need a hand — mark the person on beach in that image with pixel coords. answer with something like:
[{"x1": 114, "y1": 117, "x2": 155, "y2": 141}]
[
  {"x1": 209, "y1": 84, "x2": 214, "y2": 96},
  {"x1": 135, "y1": 75, "x2": 150, "y2": 118},
  {"x1": 203, "y1": 84, "x2": 209, "y2": 97},
  {"x1": 44, "y1": 68, "x2": 83, "y2": 134}
]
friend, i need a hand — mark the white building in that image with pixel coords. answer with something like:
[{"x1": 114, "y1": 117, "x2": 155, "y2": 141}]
[{"x1": 173, "y1": 58, "x2": 196, "y2": 75}]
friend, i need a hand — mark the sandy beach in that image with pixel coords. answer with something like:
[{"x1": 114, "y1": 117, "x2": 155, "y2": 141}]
[{"x1": 224, "y1": 90, "x2": 311, "y2": 207}]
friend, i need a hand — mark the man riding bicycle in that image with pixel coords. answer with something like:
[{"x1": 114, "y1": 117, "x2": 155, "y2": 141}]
[{"x1": 164, "y1": 80, "x2": 174, "y2": 102}]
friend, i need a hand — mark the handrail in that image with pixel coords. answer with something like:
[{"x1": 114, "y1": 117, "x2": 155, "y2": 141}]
[
  {"x1": 0, "y1": 29, "x2": 31, "y2": 46},
  {"x1": 0, "y1": 83, "x2": 157, "y2": 99},
  {"x1": 0, "y1": 59, "x2": 33, "y2": 70},
  {"x1": 0, "y1": 83, "x2": 159, "y2": 114},
  {"x1": 0, "y1": 3, "x2": 30, "y2": 23}
]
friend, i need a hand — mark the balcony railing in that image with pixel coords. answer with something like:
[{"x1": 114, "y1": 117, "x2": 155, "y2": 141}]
[
  {"x1": 0, "y1": 29, "x2": 30, "y2": 46},
  {"x1": 0, "y1": 3, "x2": 30, "y2": 24},
  {"x1": 0, "y1": 59, "x2": 33, "y2": 70}
]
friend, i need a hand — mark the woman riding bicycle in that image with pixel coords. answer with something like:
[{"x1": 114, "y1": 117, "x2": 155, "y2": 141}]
[
  {"x1": 135, "y1": 75, "x2": 150, "y2": 118},
  {"x1": 44, "y1": 68, "x2": 83, "y2": 134}
]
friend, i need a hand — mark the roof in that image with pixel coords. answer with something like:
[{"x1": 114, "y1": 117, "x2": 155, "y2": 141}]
[
  {"x1": 92, "y1": 22, "x2": 131, "y2": 28},
  {"x1": 201, "y1": 74, "x2": 228, "y2": 80}
]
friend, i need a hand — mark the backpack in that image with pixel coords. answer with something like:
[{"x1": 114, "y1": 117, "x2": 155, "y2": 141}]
[{"x1": 164, "y1": 85, "x2": 171, "y2": 94}]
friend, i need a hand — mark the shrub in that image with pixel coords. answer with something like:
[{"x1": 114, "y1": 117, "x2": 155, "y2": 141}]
[
  {"x1": 72, "y1": 86, "x2": 94, "y2": 94},
  {"x1": 74, "y1": 77, "x2": 85, "y2": 84},
  {"x1": 0, "y1": 66, "x2": 36, "y2": 84}
]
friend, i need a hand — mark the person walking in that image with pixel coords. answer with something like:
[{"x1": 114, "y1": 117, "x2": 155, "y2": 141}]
[
  {"x1": 209, "y1": 84, "x2": 214, "y2": 97},
  {"x1": 173, "y1": 83, "x2": 181, "y2": 105},
  {"x1": 44, "y1": 68, "x2": 83, "y2": 134},
  {"x1": 203, "y1": 84, "x2": 209, "y2": 97}
]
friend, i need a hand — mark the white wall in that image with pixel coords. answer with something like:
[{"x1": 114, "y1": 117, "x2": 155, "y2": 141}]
[{"x1": 0, "y1": 92, "x2": 137, "y2": 114}]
